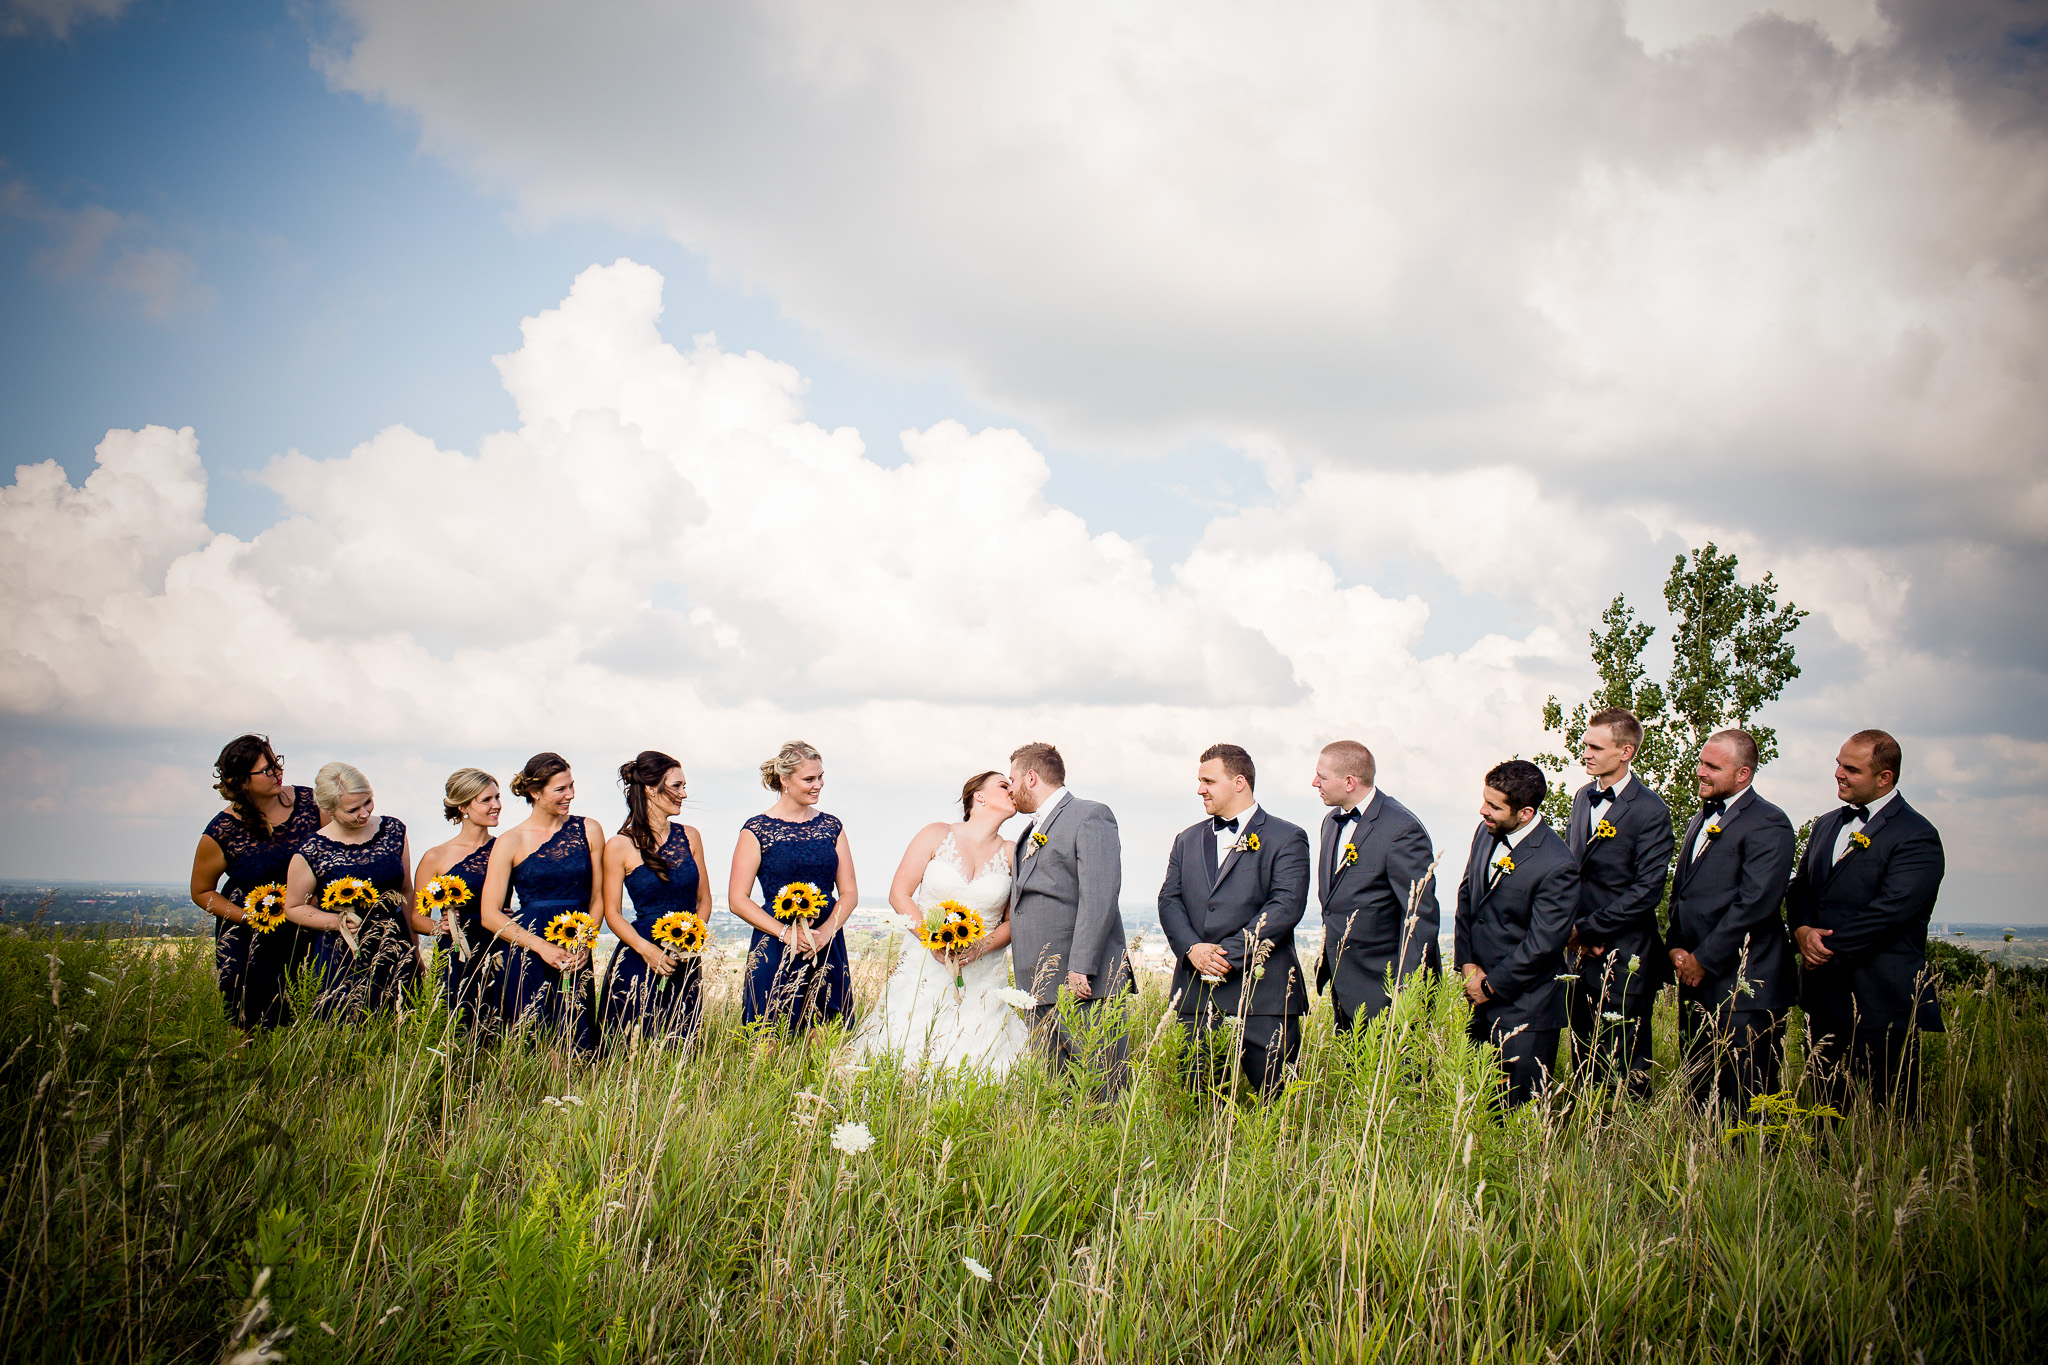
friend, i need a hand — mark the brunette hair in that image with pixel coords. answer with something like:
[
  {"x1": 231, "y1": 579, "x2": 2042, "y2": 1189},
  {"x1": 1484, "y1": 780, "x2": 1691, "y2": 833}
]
[
  {"x1": 1587, "y1": 707, "x2": 1644, "y2": 755},
  {"x1": 1708, "y1": 728, "x2": 1760, "y2": 773},
  {"x1": 960, "y1": 770, "x2": 1002, "y2": 819},
  {"x1": 1008, "y1": 741, "x2": 1065, "y2": 787},
  {"x1": 1484, "y1": 759, "x2": 1547, "y2": 815},
  {"x1": 511, "y1": 752, "x2": 571, "y2": 803},
  {"x1": 619, "y1": 750, "x2": 681, "y2": 881},
  {"x1": 1849, "y1": 728, "x2": 1902, "y2": 782},
  {"x1": 442, "y1": 768, "x2": 497, "y2": 823},
  {"x1": 760, "y1": 741, "x2": 822, "y2": 793},
  {"x1": 1201, "y1": 742, "x2": 1256, "y2": 792},
  {"x1": 314, "y1": 761, "x2": 371, "y2": 815},
  {"x1": 213, "y1": 734, "x2": 280, "y2": 838}
]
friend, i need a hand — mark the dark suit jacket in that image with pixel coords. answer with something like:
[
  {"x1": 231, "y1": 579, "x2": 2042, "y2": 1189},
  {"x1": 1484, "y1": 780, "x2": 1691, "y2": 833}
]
[
  {"x1": 1785, "y1": 793, "x2": 1945, "y2": 1031},
  {"x1": 1314, "y1": 791, "x2": 1440, "y2": 1017},
  {"x1": 1453, "y1": 819, "x2": 1579, "y2": 1031},
  {"x1": 1665, "y1": 787, "x2": 1797, "y2": 1013},
  {"x1": 1566, "y1": 776, "x2": 1674, "y2": 985},
  {"x1": 1158, "y1": 806, "x2": 1312, "y2": 1017}
]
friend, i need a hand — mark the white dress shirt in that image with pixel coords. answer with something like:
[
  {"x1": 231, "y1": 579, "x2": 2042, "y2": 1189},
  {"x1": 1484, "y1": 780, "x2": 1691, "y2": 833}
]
[
  {"x1": 1586, "y1": 770, "x2": 1633, "y2": 807},
  {"x1": 1213, "y1": 802, "x2": 1260, "y2": 868},
  {"x1": 1487, "y1": 814, "x2": 1542, "y2": 885},
  {"x1": 1335, "y1": 787, "x2": 1377, "y2": 860},
  {"x1": 1690, "y1": 786, "x2": 1753, "y2": 862},
  {"x1": 1831, "y1": 786, "x2": 1900, "y2": 864}
]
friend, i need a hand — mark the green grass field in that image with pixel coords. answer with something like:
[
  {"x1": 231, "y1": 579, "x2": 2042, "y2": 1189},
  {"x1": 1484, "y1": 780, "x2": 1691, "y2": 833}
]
[{"x1": 3, "y1": 926, "x2": 2043, "y2": 1363}]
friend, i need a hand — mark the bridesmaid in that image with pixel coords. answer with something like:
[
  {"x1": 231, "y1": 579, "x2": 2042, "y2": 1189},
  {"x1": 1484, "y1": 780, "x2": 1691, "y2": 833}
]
[
  {"x1": 187, "y1": 735, "x2": 322, "y2": 1028},
  {"x1": 283, "y1": 762, "x2": 431, "y2": 1018},
  {"x1": 414, "y1": 768, "x2": 501, "y2": 1026},
  {"x1": 600, "y1": 751, "x2": 712, "y2": 1046},
  {"x1": 478, "y1": 752, "x2": 602, "y2": 1054},
  {"x1": 730, "y1": 741, "x2": 858, "y2": 1037}
]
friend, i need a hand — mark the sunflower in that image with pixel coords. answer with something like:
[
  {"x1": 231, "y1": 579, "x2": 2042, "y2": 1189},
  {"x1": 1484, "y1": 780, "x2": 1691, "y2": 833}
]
[
  {"x1": 771, "y1": 882, "x2": 826, "y2": 922},
  {"x1": 416, "y1": 872, "x2": 472, "y2": 916},
  {"x1": 321, "y1": 877, "x2": 378, "y2": 912},
  {"x1": 916, "y1": 899, "x2": 987, "y2": 954},
  {"x1": 243, "y1": 883, "x2": 288, "y2": 934},
  {"x1": 651, "y1": 910, "x2": 709, "y2": 957},
  {"x1": 543, "y1": 910, "x2": 600, "y2": 952}
]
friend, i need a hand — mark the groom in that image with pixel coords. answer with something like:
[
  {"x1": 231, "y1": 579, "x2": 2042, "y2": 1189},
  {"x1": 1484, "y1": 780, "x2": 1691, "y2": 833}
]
[{"x1": 1007, "y1": 741, "x2": 1131, "y2": 1098}]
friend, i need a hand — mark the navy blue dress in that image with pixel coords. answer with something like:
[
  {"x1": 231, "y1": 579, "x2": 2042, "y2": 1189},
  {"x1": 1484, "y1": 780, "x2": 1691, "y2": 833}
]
[
  {"x1": 491, "y1": 818, "x2": 600, "y2": 1053},
  {"x1": 302, "y1": 816, "x2": 418, "y2": 1018},
  {"x1": 203, "y1": 785, "x2": 322, "y2": 1029},
  {"x1": 436, "y1": 838, "x2": 497, "y2": 1025},
  {"x1": 740, "y1": 812, "x2": 854, "y2": 1033},
  {"x1": 600, "y1": 824, "x2": 705, "y2": 1044}
]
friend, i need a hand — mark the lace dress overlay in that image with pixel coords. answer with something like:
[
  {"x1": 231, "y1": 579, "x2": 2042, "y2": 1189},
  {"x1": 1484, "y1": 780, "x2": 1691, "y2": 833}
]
[
  {"x1": 302, "y1": 815, "x2": 418, "y2": 1017},
  {"x1": 437, "y1": 838, "x2": 496, "y2": 1023},
  {"x1": 202, "y1": 785, "x2": 322, "y2": 1028},
  {"x1": 600, "y1": 823, "x2": 704, "y2": 1043},
  {"x1": 491, "y1": 818, "x2": 600, "y2": 1053},
  {"x1": 740, "y1": 812, "x2": 854, "y2": 1032}
]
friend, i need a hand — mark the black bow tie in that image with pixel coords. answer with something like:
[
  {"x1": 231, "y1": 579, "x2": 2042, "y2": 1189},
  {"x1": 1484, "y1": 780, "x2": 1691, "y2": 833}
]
[
  {"x1": 1489, "y1": 830, "x2": 1511, "y2": 851},
  {"x1": 1701, "y1": 797, "x2": 1727, "y2": 818},
  {"x1": 1841, "y1": 803, "x2": 1871, "y2": 823},
  {"x1": 1334, "y1": 807, "x2": 1362, "y2": 825},
  {"x1": 1588, "y1": 785, "x2": 1616, "y2": 807},
  {"x1": 1213, "y1": 816, "x2": 1240, "y2": 833}
]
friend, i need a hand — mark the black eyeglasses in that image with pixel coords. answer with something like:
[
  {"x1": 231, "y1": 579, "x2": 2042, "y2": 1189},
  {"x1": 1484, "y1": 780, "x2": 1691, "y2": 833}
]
[{"x1": 250, "y1": 756, "x2": 283, "y2": 778}]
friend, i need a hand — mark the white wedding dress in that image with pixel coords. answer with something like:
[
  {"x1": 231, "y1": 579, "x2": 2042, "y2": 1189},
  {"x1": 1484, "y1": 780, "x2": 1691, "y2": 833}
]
[{"x1": 851, "y1": 830, "x2": 1032, "y2": 1076}]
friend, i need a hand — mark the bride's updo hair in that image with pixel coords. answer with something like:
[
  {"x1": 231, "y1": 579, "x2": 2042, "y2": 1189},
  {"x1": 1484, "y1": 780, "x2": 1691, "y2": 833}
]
[
  {"x1": 442, "y1": 768, "x2": 496, "y2": 823},
  {"x1": 960, "y1": 770, "x2": 1002, "y2": 819},
  {"x1": 314, "y1": 761, "x2": 371, "y2": 815},
  {"x1": 760, "y1": 741, "x2": 822, "y2": 793},
  {"x1": 511, "y1": 752, "x2": 571, "y2": 803}
]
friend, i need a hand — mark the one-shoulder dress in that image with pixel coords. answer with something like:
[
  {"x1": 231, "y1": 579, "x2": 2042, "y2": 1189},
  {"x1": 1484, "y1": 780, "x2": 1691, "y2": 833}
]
[
  {"x1": 202, "y1": 785, "x2": 322, "y2": 1029},
  {"x1": 491, "y1": 818, "x2": 600, "y2": 1053},
  {"x1": 600, "y1": 823, "x2": 705, "y2": 1044},
  {"x1": 436, "y1": 838, "x2": 497, "y2": 1025},
  {"x1": 302, "y1": 816, "x2": 419, "y2": 1018},
  {"x1": 740, "y1": 812, "x2": 854, "y2": 1033}
]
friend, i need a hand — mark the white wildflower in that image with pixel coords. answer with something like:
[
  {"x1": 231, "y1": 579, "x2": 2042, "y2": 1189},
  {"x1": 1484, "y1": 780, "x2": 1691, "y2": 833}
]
[
  {"x1": 830, "y1": 1121, "x2": 875, "y2": 1156},
  {"x1": 84, "y1": 987, "x2": 97, "y2": 997},
  {"x1": 425, "y1": 1047, "x2": 445, "y2": 1059},
  {"x1": 561, "y1": 1094, "x2": 584, "y2": 1107},
  {"x1": 541, "y1": 1096, "x2": 563, "y2": 1108},
  {"x1": 963, "y1": 1256, "x2": 993, "y2": 1282},
  {"x1": 1554, "y1": 974, "x2": 1579, "y2": 982},
  {"x1": 604, "y1": 1200, "x2": 626, "y2": 1212},
  {"x1": 995, "y1": 987, "x2": 1037, "y2": 1010},
  {"x1": 1602, "y1": 1011, "x2": 1625, "y2": 1023},
  {"x1": 88, "y1": 971, "x2": 116, "y2": 987}
]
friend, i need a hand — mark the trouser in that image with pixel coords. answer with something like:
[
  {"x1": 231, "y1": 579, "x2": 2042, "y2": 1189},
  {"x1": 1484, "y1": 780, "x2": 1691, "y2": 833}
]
[
  {"x1": 1805, "y1": 1015, "x2": 1921, "y2": 1118},
  {"x1": 1031, "y1": 996, "x2": 1130, "y2": 1101},
  {"x1": 1678, "y1": 1000, "x2": 1784, "y2": 1115},
  {"x1": 1568, "y1": 958, "x2": 1655, "y2": 1098},
  {"x1": 1331, "y1": 977, "x2": 1394, "y2": 1034},
  {"x1": 1182, "y1": 1010, "x2": 1301, "y2": 1098},
  {"x1": 1468, "y1": 1005, "x2": 1559, "y2": 1109}
]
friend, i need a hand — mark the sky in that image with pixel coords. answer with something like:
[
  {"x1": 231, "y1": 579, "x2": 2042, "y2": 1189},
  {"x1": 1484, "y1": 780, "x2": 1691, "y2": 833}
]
[{"x1": 0, "y1": 0, "x2": 2043, "y2": 924}]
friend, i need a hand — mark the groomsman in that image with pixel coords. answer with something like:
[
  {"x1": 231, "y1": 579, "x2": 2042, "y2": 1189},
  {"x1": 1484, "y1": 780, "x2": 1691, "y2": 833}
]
[
  {"x1": 1563, "y1": 708, "x2": 1674, "y2": 1098},
  {"x1": 1310, "y1": 740, "x2": 1440, "y2": 1031},
  {"x1": 1787, "y1": 729, "x2": 1946, "y2": 1115},
  {"x1": 1157, "y1": 744, "x2": 1312, "y2": 1097},
  {"x1": 1454, "y1": 760, "x2": 1579, "y2": 1108},
  {"x1": 1664, "y1": 728, "x2": 1797, "y2": 1113}
]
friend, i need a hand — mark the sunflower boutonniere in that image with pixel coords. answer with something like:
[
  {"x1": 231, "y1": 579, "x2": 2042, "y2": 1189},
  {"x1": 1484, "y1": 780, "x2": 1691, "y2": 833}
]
[
  {"x1": 1849, "y1": 830, "x2": 1871, "y2": 850},
  {"x1": 1029, "y1": 831, "x2": 1048, "y2": 854},
  {"x1": 1495, "y1": 854, "x2": 1516, "y2": 876},
  {"x1": 1592, "y1": 819, "x2": 1618, "y2": 841},
  {"x1": 1340, "y1": 842, "x2": 1359, "y2": 868},
  {"x1": 1704, "y1": 822, "x2": 1724, "y2": 841},
  {"x1": 1232, "y1": 831, "x2": 1260, "y2": 855}
]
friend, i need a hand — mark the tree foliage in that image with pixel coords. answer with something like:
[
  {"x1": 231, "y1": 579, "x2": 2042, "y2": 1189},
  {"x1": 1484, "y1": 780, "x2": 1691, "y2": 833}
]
[{"x1": 1537, "y1": 543, "x2": 1807, "y2": 836}]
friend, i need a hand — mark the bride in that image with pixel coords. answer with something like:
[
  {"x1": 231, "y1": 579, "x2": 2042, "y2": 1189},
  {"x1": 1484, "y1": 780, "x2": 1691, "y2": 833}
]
[{"x1": 850, "y1": 770, "x2": 1032, "y2": 1075}]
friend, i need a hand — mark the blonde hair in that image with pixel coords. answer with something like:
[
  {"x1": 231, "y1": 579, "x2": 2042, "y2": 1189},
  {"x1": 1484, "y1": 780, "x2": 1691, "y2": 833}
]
[
  {"x1": 313, "y1": 761, "x2": 371, "y2": 814},
  {"x1": 442, "y1": 767, "x2": 497, "y2": 823},
  {"x1": 760, "y1": 740, "x2": 822, "y2": 793}
]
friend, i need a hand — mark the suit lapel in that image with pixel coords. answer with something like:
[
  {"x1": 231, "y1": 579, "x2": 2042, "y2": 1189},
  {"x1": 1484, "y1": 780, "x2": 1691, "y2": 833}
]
[
  {"x1": 1568, "y1": 786, "x2": 1591, "y2": 859},
  {"x1": 1810, "y1": 808, "x2": 1847, "y2": 888},
  {"x1": 1318, "y1": 815, "x2": 1338, "y2": 891},
  {"x1": 1681, "y1": 790, "x2": 1752, "y2": 888},
  {"x1": 1013, "y1": 793, "x2": 1072, "y2": 894},
  {"x1": 1213, "y1": 808, "x2": 1264, "y2": 892}
]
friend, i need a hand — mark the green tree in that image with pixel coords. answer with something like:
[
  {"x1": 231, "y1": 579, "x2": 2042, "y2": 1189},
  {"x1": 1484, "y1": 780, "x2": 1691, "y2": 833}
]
[{"x1": 1537, "y1": 543, "x2": 1807, "y2": 839}]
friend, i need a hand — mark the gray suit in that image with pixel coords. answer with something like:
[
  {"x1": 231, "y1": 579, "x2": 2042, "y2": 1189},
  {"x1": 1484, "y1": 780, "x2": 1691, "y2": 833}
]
[{"x1": 1008, "y1": 791, "x2": 1130, "y2": 1093}]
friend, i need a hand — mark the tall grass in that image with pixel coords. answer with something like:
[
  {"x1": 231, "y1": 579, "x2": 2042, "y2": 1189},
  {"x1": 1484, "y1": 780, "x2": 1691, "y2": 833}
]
[{"x1": 2, "y1": 923, "x2": 2043, "y2": 1363}]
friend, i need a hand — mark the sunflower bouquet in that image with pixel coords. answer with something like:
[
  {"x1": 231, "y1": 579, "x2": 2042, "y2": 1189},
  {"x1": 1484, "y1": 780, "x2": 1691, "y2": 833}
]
[
  {"x1": 243, "y1": 883, "x2": 288, "y2": 935},
  {"x1": 770, "y1": 881, "x2": 826, "y2": 924},
  {"x1": 917, "y1": 899, "x2": 987, "y2": 990},
  {"x1": 321, "y1": 876, "x2": 378, "y2": 952},
  {"x1": 649, "y1": 910, "x2": 709, "y2": 989},
  {"x1": 543, "y1": 910, "x2": 599, "y2": 955},
  {"x1": 416, "y1": 872, "x2": 475, "y2": 959}
]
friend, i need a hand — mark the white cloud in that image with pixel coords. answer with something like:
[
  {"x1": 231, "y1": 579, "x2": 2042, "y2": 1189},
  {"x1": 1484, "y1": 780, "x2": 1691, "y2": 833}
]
[{"x1": 0, "y1": 177, "x2": 211, "y2": 319}]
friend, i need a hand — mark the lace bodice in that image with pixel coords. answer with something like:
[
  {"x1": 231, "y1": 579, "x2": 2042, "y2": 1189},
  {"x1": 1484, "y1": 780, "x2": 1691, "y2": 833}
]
[
  {"x1": 510, "y1": 818, "x2": 594, "y2": 912},
  {"x1": 300, "y1": 816, "x2": 408, "y2": 898},
  {"x1": 746, "y1": 812, "x2": 842, "y2": 915},
  {"x1": 204, "y1": 786, "x2": 322, "y2": 903},
  {"x1": 915, "y1": 830, "x2": 1012, "y2": 923},
  {"x1": 624, "y1": 824, "x2": 698, "y2": 932},
  {"x1": 443, "y1": 839, "x2": 494, "y2": 921}
]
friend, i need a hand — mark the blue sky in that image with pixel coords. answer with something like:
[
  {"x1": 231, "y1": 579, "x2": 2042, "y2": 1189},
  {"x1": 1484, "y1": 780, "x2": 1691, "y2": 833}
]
[{"x1": 1, "y1": 0, "x2": 2042, "y2": 923}]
